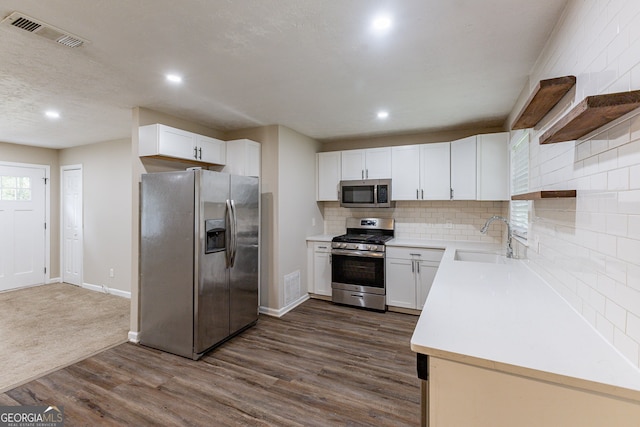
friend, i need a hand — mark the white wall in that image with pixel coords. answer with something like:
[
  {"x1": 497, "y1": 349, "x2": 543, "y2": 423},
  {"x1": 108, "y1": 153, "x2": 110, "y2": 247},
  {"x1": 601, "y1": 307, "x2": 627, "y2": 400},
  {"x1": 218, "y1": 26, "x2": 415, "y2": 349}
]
[
  {"x1": 60, "y1": 139, "x2": 132, "y2": 294},
  {"x1": 278, "y1": 126, "x2": 324, "y2": 307},
  {"x1": 508, "y1": 0, "x2": 640, "y2": 367}
]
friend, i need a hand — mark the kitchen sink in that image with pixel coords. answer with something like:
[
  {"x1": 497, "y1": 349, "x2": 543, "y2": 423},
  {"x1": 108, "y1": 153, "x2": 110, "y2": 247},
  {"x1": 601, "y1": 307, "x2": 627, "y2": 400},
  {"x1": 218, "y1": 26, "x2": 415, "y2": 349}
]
[{"x1": 454, "y1": 250, "x2": 507, "y2": 264}]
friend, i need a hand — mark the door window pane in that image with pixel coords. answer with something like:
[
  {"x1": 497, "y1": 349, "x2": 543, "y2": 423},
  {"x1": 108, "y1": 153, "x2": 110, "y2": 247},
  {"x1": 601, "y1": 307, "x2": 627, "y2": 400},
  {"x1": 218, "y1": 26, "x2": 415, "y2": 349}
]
[{"x1": 0, "y1": 176, "x2": 31, "y2": 201}]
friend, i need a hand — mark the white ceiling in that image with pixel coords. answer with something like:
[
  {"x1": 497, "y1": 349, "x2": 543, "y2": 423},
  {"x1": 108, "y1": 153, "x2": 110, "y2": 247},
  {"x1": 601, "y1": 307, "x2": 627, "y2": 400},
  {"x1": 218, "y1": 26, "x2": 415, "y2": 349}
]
[{"x1": 0, "y1": 1, "x2": 568, "y2": 149}]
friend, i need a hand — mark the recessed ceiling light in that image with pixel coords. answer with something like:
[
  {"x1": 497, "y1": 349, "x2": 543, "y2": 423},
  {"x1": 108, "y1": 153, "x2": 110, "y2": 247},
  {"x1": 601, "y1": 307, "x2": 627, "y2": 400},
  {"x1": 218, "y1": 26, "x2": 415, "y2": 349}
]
[
  {"x1": 372, "y1": 15, "x2": 392, "y2": 31},
  {"x1": 165, "y1": 74, "x2": 183, "y2": 84},
  {"x1": 377, "y1": 111, "x2": 389, "y2": 119},
  {"x1": 45, "y1": 110, "x2": 60, "y2": 119}
]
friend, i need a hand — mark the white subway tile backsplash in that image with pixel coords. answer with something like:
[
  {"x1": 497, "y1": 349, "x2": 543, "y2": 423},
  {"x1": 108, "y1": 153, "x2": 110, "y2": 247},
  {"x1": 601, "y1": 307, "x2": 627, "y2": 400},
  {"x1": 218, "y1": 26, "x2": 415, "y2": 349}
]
[
  {"x1": 596, "y1": 313, "x2": 615, "y2": 342},
  {"x1": 613, "y1": 327, "x2": 640, "y2": 365},
  {"x1": 517, "y1": 0, "x2": 640, "y2": 368},
  {"x1": 606, "y1": 298, "x2": 627, "y2": 330},
  {"x1": 607, "y1": 168, "x2": 629, "y2": 190},
  {"x1": 628, "y1": 312, "x2": 640, "y2": 344},
  {"x1": 321, "y1": 201, "x2": 506, "y2": 243}
]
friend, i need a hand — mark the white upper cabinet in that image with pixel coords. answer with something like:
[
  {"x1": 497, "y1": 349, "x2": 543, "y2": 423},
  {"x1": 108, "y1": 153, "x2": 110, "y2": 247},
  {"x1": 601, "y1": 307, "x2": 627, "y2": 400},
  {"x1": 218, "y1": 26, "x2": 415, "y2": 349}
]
[
  {"x1": 476, "y1": 132, "x2": 509, "y2": 200},
  {"x1": 224, "y1": 139, "x2": 260, "y2": 177},
  {"x1": 196, "y1": 135, "x2": 226, "y2": 165},
  {"x1": 139, "y1": 124, "x2": 196, "y2": 161},
  {"x1": 391, "y1": 145, "x2": 421, "y2": 200},
  {"x1": 450, "y1": 135, "x2": 477, "y2": 200},
  {"x1": 341, "y1": 147, "x2": 391, "y2": 180},
  {"x1": 393, "y1": 142, "x2": 452, "y2": 200},
  {"x1": 139, "y1": 124, "x2": 226, "y2": 166},
  {"x1": 420, "y1": 142, "x2": 451, "y2": 200},
  {"x1": 317, "y1": 152, "x2": 341, "y2": 201}
]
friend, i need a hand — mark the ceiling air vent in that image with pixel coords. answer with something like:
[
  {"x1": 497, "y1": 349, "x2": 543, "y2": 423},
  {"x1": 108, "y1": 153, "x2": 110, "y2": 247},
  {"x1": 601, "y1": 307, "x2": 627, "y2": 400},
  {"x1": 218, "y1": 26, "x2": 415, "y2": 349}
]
[{"x1": 1, "y1": 12, "x2": 88, "y2": 48}]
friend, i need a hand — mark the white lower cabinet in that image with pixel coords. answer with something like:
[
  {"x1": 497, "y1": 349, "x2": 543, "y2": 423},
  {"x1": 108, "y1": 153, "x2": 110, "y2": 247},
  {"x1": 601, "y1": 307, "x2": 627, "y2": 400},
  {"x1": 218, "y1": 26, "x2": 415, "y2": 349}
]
[
  {"x1": 386, "y1": 247, "x2": 444, "y2": 310},
  {"x1": 307, "y1": 241, "x2": 332, "y2": 296}
]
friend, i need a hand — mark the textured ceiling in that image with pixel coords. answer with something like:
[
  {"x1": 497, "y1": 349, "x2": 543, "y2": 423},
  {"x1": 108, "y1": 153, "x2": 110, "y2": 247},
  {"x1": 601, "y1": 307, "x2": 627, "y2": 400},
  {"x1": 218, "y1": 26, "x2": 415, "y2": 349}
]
[{"x1": 0, "y1": 0, "x2": 568, "y2": 149}]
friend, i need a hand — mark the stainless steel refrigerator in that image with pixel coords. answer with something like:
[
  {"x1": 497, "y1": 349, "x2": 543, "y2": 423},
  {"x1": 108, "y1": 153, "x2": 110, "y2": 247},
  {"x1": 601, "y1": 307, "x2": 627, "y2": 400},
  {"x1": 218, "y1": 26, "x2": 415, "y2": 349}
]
[{"x1": 139, "y1": 169, "x2": 259, "y2": 360}]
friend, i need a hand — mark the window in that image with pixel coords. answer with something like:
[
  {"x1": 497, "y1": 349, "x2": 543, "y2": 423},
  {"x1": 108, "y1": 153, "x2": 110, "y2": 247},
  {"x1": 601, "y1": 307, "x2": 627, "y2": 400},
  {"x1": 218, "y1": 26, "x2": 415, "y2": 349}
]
[
  {"x1": 0, "y1": 175, "x2": 31, "y2": 201},
  {"x1": 510, "y1": 131, "x2": 529, "y2": 239}
]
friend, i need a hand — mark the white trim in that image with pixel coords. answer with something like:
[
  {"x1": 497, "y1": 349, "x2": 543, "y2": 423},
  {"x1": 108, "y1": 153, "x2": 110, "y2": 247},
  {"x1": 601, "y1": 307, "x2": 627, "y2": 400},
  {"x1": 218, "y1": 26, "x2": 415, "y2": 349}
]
[
  {"x1": 82, "y1": 282, "x2": 131, "y2": 299},
  {"x1": 128, "y1": 331, "x2": 140, "y2": 343},
  {"x1": 47, "y1": 276, "x2": 62, "y2": 284},
  {"x1": 259, "y1": 294, "x2": 309, "y2": 317},
  {"x1": 0, "y1": 161, "x2": 51, "y2": 286},
  {"x1": 60, "y1": 164, "x2": 83, "y2": 286}
]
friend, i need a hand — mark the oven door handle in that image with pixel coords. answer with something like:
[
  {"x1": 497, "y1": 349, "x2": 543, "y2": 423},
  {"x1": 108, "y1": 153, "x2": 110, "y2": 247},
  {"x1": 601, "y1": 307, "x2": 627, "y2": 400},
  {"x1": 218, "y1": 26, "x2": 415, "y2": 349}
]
[{"x1": 331, "y1": 249, "x2": 385, "y2": 258}]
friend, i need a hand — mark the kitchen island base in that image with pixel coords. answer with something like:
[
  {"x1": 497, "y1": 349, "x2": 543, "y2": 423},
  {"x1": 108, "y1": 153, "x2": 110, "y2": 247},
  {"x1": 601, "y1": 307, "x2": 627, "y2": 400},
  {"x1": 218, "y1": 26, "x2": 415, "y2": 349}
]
[{"x1": 425, "y1": 356, "x2": 640, "y2": 427}]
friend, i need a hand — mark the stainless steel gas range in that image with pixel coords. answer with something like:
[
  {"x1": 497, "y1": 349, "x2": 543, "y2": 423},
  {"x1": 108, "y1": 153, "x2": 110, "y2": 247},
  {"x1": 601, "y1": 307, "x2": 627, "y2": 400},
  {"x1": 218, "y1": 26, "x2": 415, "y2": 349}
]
[{"x1": 331, "y1": 218, "x2": 395, "y2": 311}]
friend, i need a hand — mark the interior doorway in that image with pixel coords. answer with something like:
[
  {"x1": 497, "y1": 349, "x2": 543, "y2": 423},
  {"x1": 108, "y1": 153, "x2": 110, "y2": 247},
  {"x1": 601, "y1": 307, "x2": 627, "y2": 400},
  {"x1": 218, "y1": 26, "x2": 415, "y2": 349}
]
[
  {"x1": 0, "y1": 162, "x2": 48, "y2": 291},
  {"x1": 61, "y1": 165, "x2": 83, "y2": 286}
]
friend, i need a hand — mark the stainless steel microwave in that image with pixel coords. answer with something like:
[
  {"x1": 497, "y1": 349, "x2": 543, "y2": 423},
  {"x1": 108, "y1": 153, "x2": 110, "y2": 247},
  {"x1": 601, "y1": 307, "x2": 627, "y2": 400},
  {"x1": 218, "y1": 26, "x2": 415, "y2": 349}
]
[{"x1": 339, "y1": 179, "x2": 393, "y2": 208}]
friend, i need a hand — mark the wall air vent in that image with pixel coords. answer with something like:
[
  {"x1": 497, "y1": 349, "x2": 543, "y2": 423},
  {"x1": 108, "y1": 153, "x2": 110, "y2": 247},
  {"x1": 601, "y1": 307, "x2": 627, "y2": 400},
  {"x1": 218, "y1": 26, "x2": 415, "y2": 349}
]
[{"x1": 1, "y1": 12, "x2": 88, "y2": 48}]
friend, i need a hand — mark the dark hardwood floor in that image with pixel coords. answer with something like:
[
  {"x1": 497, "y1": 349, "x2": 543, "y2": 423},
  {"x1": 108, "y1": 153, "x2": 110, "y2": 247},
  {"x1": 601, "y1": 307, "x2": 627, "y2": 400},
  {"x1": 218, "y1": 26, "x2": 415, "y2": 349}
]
[{"x1": 1, "y1": 299, "x2": 420, "y2": 426}]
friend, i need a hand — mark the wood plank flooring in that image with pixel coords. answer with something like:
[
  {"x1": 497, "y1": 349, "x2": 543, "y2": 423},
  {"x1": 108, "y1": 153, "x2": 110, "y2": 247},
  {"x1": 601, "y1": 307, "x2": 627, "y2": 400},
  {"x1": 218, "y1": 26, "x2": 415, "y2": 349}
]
[{"x1": 2, "y1": 299, "x2": 420, "y2": 426}]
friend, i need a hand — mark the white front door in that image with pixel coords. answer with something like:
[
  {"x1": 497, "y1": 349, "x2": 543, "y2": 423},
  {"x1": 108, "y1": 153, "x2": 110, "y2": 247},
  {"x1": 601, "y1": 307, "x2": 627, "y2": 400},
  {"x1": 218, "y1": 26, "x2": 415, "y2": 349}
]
[
  {"x1": 62, "y1": 166, "x2": 82, "y2": 286},
  {"x1": 0, "y1": 164, "x2": 47, "y2": 291}
]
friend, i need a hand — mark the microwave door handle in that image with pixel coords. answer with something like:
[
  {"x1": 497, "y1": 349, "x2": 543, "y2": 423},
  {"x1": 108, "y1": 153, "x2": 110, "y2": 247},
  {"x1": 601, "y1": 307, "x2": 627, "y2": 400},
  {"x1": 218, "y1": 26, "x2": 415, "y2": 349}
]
[{"x1": 374, "y1": 185, "x2": 378, "y2": 204}]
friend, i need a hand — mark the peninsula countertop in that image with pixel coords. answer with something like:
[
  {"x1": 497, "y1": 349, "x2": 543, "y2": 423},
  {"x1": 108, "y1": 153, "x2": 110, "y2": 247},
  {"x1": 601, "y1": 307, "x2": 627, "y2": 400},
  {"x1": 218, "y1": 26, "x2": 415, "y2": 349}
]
[{"x1": 407, "y1": 241, "x2": 640, "y2": 401}]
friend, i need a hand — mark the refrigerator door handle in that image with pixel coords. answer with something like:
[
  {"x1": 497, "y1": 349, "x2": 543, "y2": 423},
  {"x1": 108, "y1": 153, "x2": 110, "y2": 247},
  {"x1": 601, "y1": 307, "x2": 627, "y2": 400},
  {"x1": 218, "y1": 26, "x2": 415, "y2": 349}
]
[
  {"x1": 225, "y1": 199, "x2": 233, "y2": 267},
  {"x1": 230, "y1": 199, "x2": 238, "y2": 267}
]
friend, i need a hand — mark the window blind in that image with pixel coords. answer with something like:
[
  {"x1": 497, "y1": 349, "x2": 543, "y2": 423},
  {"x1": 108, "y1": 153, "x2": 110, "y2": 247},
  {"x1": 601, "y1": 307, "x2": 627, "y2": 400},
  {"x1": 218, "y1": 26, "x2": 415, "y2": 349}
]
[{"x1": 510, "y1": 130, "x2": 530, "y2": 239}]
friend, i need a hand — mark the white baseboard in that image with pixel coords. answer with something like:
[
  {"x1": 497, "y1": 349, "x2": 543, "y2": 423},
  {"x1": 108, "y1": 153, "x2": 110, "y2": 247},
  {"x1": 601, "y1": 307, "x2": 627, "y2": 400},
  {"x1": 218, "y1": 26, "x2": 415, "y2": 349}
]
[
  {"x1": 128, "y1": 331, "x2": 140, "y2": 343},
  {"x1": 47, "y1": 277, "x2": 62, "y2": 284},
  {"x1": 82, "y1": 282, "x2": 131, "y2": 299},
  {"x1": 259, "y1": 294, "x2": 309, "y2": 318}
]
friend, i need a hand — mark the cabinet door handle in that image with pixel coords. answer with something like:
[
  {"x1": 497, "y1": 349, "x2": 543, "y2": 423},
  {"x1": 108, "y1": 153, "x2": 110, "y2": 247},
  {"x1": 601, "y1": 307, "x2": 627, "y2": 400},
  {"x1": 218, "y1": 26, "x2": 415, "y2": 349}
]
[
  {"x1": 416, "y1": 262, "x2": 420, "y2": 273},
  {"x1": 318, "y1": 246, "x2": 327, "y2": 249},
  {"x1": 194, "y1": 147, "x2": 198, "y2": 159},
  {"x1": 198, "y1": 147, "x2": 202, "y2": 159},
  {"x1": 421, "y1": 189, "x2": 424, "y2": 199},
  {"x1": 416, "y1": 189, "x2": 419, "y2": 199},
  {"x1": 450, "y1": 188, "x2": 454, "y2": 200},
  {"x1": 366, "y1": 169, "x2": 369, "y2": 179},
  {"x1": 411, "y1": 260, "x2": 415, "y2": 273},
  {"x1": 361, "y1": 170, "x2": 364, "y2": 179},
  {"x1": 410, "y1": 253, "x2": 422, "y2": 257}
]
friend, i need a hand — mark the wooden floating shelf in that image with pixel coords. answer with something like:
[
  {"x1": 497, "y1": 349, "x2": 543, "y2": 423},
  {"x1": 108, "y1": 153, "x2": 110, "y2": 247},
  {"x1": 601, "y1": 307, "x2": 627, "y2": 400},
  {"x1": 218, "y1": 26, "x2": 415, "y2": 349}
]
[
  {"x1": 539, "y1": 90, "x2": 640, "y2": 144},
  {"x1": 512, "y1": 76, "x2": 576, "y2": 130},
  {"x1": 511, "y1": 190, "x2": 576, "y2": 200}
]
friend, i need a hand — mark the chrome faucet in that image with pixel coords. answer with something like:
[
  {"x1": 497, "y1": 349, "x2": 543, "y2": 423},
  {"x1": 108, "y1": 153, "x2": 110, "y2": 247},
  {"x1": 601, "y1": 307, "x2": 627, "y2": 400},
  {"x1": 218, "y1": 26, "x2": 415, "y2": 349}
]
[{"x1": 481, "y1": 216, "x2": 514, "y2": 258}]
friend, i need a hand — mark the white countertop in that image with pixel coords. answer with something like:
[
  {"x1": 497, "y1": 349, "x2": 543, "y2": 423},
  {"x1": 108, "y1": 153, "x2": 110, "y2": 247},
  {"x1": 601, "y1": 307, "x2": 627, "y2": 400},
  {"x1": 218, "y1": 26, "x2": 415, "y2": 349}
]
[
  {"x1": 305, "y1": 234, "x2": 335, "y2": 242},
  {"x1": 410, "y1": 244, "x2": 640, "y2": 401}
]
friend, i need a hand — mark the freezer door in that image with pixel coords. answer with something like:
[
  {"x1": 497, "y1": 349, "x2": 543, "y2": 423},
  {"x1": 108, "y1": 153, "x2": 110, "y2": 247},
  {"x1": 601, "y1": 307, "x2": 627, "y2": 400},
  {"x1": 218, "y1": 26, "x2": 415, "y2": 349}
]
[
  {"x1": 229, "y1": 174, "x2": 259, "y2": 334},
  {"x1": 195, "y1": 171, "x2": 230, "y2": 355},
  {"x1": 140, "y1": 171, "x2": 195, "y2": 358}
]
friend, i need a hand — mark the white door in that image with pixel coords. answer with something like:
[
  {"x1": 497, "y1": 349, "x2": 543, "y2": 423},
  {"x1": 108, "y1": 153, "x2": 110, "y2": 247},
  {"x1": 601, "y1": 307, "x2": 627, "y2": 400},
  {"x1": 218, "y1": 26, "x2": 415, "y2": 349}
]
[
  {"x1": 451, "y1": 135, "x2": 477, "y2": 200},
  {"x1": 364, "y1": 147, "x2": 392, "y2": 179},
  {"x1": 0, "y1": 164, "x2": 46, "y2": 291},
  {"x1": 421, "y1": 142, "x2": 451, "y2": 200},
  {"x1": 341, "y1": 150, "x2": 366, "y2": 180},
  {"x1": 317, "y1": 152, "x2": 341, "y2": 201},
  {"x1": 391, "y1": 145, "x2": 420, "y2": 200},
  {"x1": 62, "y1": 167, "x2": 83, "y2": 286}
]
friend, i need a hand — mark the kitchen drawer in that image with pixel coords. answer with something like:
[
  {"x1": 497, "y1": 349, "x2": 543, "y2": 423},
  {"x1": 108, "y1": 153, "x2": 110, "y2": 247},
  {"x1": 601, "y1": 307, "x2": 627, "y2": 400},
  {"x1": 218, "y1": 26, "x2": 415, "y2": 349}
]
[
  {"x1": 386, "y1": 247, "x2": 444, "y2": 262},
  {"x1": 313, "y1": 242, "x2": 331, "y2": 253}
]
